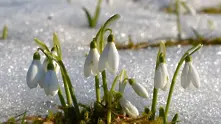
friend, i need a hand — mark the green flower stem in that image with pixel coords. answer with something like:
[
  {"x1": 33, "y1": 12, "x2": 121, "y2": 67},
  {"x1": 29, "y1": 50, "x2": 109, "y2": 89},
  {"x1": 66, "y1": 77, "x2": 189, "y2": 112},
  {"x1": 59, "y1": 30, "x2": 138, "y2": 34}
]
[
  {"x1": 164, "y1": 44, "x2": 202, "y2": 123},
  {"x1": 107, "y1": 92, "x2": 111, "y2": 124},
  {"x1": 58, "y1": 60, "x2": 80, "y2": 120},
  {"x1": 61, "y1": 71, "x2": 72, "y2": 106},
  {"x1": 58, "y1": 88, "x2": 66, "y2": 107},
  {"x1": 176, "y1": 0, "x2": 182, "y2": 41},
  {"x1": 101, "y1": 70, "x2": 108, "y2": 104},
  {"x1": 95, "y1": 75, "x2": 101, "y2": 103},
  {"x1": 151, "y1": 88, "x2": 158, "y2": 120},
  {"x1": 107, "y1": 75, "x2": 119, "y2": 124}
]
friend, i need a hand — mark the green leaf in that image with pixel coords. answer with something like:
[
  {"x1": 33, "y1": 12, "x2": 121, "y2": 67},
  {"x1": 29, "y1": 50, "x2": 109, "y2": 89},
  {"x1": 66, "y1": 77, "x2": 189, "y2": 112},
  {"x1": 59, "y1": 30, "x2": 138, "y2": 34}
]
[
  {"x1": 103, "y1": 14, "x2": 120, "y2": 29},
  {"x1": 159, "y1": 107, "x2": 165, "y2": 117},
  {"x1": 44, "y1": 50, "x2": 60, "y2": 61},
  {"x1": 21, "y1": 111, "x2": 27, "y2": 124},
  {"x1": 2, "y1": 25, "x2": 8, "y2": 40},
  {"x1": 110, "y1": 75, "x2": 120, "y2": 92},
  {"x1": 53, "y1": 33, "x2": 62, "y2": 59},
  {"x1": 93, "y1": 2, "x2": 101, "y2": 27},
  {"x1": 34, "y1": 38, "x2": 50, "y2": 52},
  {"x1": 83, "y1": 7, "x2": 93, "y2": 27},
  {"x1": 171, "y1": 113, "x2": 179, "y2": 124}
]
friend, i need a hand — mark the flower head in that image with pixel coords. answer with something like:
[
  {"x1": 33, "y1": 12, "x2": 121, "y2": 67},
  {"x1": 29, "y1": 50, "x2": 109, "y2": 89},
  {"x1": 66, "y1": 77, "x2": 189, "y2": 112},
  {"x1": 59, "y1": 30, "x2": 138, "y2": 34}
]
[
  {"x1": 43, "y1": 48, "x2": 60, "y2": 75},
  {"x1": 154, "y1": 54, "x2": 169, "y2": 90},
  {"x1": 84, "y1": 41, "x2": 100, "y2": 77},
  {"x1": 129, "y1": 79, "x2": 148, "y2": 98},
  {"x1": 43, "y1": 62, "x2": 59, "y2": 96},
  {"x1": 119, "y1": 96, "x2": 139, "y2": 118},
  {"x1": 26, "y1": 52, "x2": 45, "y2": 89},
  {"x1": 181, "y1": 56, "x2": 200, "y2": 89},
  {"x1": 98, "y1": 34, "x2": 119, "y2": 74}
]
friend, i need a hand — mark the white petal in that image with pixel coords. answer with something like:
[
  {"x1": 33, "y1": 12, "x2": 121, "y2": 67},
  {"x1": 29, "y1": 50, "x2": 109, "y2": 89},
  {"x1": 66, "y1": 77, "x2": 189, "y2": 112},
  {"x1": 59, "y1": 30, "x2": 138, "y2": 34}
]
[
  {"x1": 181, "y1": 62, "x2": 190, "y2": 89},
  {"x1": 53, "y1": 61, "x2": 60, "y2": 75},
  {"x1": 154, "y1": 64, "x2": 163, "y2": 89},
  {"x1": 161, "y1": 63, "x2": 169, "y2": 89},
  {"x1": 107, "y1": 42, "x2": 119, "y2": 74},
  {"x1": 43, "y1": 70, "x2": 59, "y2": 96},
  {"x1": 106, "y1": 62, "x2": 115, "y2": 74},
  {"x1": 119, "y1": 97, "x2": 139, "y2": 118},
  {"x1": 189, "y1": 62, "x2": 200, "y2": 88},
  {"x1": 91, "y1": 49, "x2": 100, "y2": 75},
  {"x1": 43, "y1": 58, "x2": 48, "y2": 72},
  {"x1": 36, "y1": 61, "x2": 45, "y2": 88},
  {"x1": 26, "y1": 60, "x2": 39, "y2": 89},
  {"x1": 84, "y1": 49, "x2": 93, "y2": 77},
  {"x1": 98, "y1": 44, "x2": 109, "y2": 72},
  {"x1": 161, "y1": 81, "x2": 170, "y2": 91},
  {"x1": 131, "y1": 83, "x2": 148, "y2": 98}
]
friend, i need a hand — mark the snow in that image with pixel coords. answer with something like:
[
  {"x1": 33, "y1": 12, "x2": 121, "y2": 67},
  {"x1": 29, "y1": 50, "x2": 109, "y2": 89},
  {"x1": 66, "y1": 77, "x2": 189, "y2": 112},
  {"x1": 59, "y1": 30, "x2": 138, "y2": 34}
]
[{"x1": 0, "y1": 0, "x2": 221, "y2": 123}]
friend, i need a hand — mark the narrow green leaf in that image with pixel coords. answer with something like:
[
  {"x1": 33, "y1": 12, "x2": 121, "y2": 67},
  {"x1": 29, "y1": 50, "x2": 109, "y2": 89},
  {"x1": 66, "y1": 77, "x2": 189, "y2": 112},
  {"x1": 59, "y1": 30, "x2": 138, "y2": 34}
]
[
  {"x1": 171, "y1": 113, "x2": 179, "y2": 124},
  {"x1": 53, "y1": 33, "x2": 62, "y2": 59},
  {"x1": 2, "y1": 25, "x2": 8, "y2": 40},
  {"x1": 103, "y1": 14, "x2": 120, "y2": 29},
  {"x1": 21, "y1": 111, "x2": 27, "y2": 124},
  {"x1": 159, "y1": 107, "x2": 165, "y2": 117},
  {"x1": 34, "y1": 38, "x2": 50, "y2": 52},
  {"x1": 83, "y1": 7, "x2": 93, "y2": 27},
  {"x1": 93, "y1": 2, "x2": 101, "y2": 27},
  {"x1": 44, "y1": 50, "x2": 60, "y2": 61},
  {"x1": 110, "y1": 75, "x2": 120, "y2": 92}
]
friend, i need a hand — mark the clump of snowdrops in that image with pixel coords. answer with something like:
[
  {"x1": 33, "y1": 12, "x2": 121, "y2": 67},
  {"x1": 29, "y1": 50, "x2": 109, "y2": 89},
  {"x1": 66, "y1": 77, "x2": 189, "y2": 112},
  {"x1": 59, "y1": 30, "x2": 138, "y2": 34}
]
[{"x1": 26, "y1": 14, "x2": 202, "y2": 124}]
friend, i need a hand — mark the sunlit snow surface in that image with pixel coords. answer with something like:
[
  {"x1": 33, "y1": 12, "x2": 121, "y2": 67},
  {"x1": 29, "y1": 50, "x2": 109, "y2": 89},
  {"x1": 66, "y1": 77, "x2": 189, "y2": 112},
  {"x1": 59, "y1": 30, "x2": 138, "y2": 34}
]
[{"x1": 0, "y1": 0, "x2": 221, "y2": 123}]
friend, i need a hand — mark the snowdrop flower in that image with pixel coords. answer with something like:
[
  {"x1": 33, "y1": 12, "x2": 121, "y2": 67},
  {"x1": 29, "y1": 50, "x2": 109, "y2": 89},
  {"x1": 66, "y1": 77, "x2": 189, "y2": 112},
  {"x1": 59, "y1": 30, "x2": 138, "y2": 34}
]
[
  {"x1": 43, "y1": 62, "x2": 59, "y2": 96},
  {"x1": 119, "y1": 96, "x2": 139, "y2": 118},
  {"x1": 84, "y1": 41, "x2": 100, "y2": 77},
  {"x1": 129, "y1": 79, "x2": 148, "y2": 98},
  {"x1": 98, "y1": 34, "x2": 119, "y2": 74},
  {"x1": 154, "y1": 54, "x2": 169, "y2": 90},
  {"x1": 181, "y1": 56, "x2": 200, "y2": 89},
  {"x1": 26, "y1": 52, "x2": 45, "y2": 89},
  {"x1": 43, "y1": 48, "x2": 60, "y2": 75}
]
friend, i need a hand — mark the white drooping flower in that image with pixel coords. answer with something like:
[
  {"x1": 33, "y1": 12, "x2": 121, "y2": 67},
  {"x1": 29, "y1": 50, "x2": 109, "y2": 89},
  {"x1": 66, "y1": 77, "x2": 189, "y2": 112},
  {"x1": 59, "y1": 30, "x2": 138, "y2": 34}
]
[
  {"x1": 43, "y1": 48, "x2": 60, "y2": 75},
  {"x1": 129, "y1": 79, "x2": 148, "y2": 98},
  {"x1": 154, "y1": 62, "x2": 169, "y2": 90},
  {"x1": 119, "y1": 96, "x2": 139, "y2": 118},
  {"x1": 84, "y1": 41, "x2": 100, "y2": 77},
  {"x1": 181, "y1": 56, "x2": 200, "y2": 89},
  {"x1": 98, "y1": 34, "x2": 119, "y2": 74},
  {"x1": 43, "y1": 62, "x2": 59, "y2": 96},
  {"x1": 26, "y1": 52, "x2": 45, "y2": 89}
]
